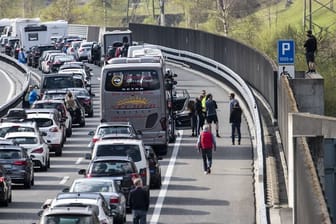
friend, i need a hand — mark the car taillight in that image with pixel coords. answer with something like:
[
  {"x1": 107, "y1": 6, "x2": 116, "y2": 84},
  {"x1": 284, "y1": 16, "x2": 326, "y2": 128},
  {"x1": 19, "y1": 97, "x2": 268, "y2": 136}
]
[
  {"x1": 54, "y1": 60, "x2": 61, "y2": 64},
  {"x1": 139, "y1": 168, "x2": 147, "y2": 177},
  {"x1": 49, "y1": 127, "x2": 59, "y2": 132},
  {"x1": 86, "y1": 174, "x2": 92, "y2": 178},
  {"x1": 79, "y1": 48, "x2": 84, "y2": 52},
  {"x1": 0, "y1": 177, "x2": 4, "y2": 182},
  {"x1": 131, "y1": 173, "x2": 139, "y2": 180},
  {"x1": 32, "y1": 147, "x2": 44, "y2": 153},
  {"x1": 92, "y1": 137, "x2": 100, "y2": 143},
  {"x1": 13, "y1": 160, "x2": 27, "y2": 166},
  {"x1": 160, "y1": 117, "x2": 167, "y2": 130},
  {"x1": 70, "y1": 48, "x2": 74, "y2": 52},
  {"x1": 83, "y1": 99, "x2": 91, "y2": 104},
  {"x1": 100, "y1": 220, "x2": 108, "y2": 224},
  {"x1": 109, "y1": 196, "x2": 119, "y2": 204}
]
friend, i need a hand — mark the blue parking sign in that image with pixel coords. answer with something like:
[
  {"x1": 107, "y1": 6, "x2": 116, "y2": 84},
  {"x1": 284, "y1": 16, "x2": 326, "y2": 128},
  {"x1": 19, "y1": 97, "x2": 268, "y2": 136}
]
[{"x1": 278, "y1": 40, "x2": 295, "y2": 65}]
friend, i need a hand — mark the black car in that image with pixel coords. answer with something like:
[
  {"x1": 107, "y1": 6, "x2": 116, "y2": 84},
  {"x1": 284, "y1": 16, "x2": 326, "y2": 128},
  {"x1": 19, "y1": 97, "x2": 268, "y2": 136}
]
[
  {"x1": 0, "y1": 141, "x2": 34, "y2": 189},
  {"x1": 145, "y1": 145, "x2": 162, "y2": 189},
  {"x1": 78, "y1": 156, "x2": 139, "y2": 212},
  {"x1": 66, "y1": 87, "x2": 93, "y2": 117},
  {"x1": 4, "y1": 37, "x2": 19, "y2": 57},
  {"x1": 27, "y1": 44, "x2": 56, "y2": 68},
  {"x1": 0, "y1": 164, "x2": 12, "y2": 206}
]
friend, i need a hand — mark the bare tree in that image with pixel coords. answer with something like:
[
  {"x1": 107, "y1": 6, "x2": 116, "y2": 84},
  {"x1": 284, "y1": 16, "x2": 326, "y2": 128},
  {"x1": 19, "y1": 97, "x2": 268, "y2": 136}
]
[{"x1": 216, "y1": 0, "x2": 235, "y2": 36}]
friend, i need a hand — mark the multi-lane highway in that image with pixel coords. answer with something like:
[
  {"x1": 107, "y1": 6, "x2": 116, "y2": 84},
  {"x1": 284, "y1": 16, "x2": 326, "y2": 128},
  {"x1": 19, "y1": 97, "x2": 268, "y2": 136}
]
[{"x1": 0, "y1": 61, "x2": 255, "y2": 224}]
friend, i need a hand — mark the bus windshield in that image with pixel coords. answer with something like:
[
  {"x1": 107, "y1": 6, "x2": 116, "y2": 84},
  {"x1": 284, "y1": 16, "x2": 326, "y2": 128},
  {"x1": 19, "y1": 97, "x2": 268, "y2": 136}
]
[{"x1": 105, "y1": 70, "x2": 160, "y2": 91}]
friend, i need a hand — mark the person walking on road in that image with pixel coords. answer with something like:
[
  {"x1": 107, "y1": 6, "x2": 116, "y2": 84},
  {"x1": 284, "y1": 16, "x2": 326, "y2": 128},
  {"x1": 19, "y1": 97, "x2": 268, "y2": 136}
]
[
  {"x1": 128, "y1": 178, "x2": 149, "y2": 224},
  {"x1": 205, "y1": 93, "x2": 220, "y2": 137},
  {"x1": 197, "y1": 124, "x2": 216, "y2": 174},
  {"x1": 230, "y1": 101, "x2": 243, "y2": 145},
  {"x1": 304, "y1": 30, "x2": 317, "y2": 73},
  {"x1": 187, "y1": 99, "x2": 197, "y2": 137}
]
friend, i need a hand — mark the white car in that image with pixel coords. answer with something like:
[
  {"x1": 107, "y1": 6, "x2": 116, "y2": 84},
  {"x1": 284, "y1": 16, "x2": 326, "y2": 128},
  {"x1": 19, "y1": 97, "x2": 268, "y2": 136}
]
[
  {"x1": 43, "y1": 192, "x2": 114, "y2": 224},
  {"x1": 26, "y1": 111, "x2": 64, "y2": 156},
  {"x1": 41, "y1": 52, "x2": 66, "y2": 73},
  {"x1": 87, "y1": 138, "x2": 150, "y2": 187},
  {"x1": 4, "y1": 131, "x2": 50, "y2": 171},
  {"x1": 77, "y1": 41, "x2": 94, "y2": 61},
  {"x1": 0, "y1": 120, "x2": 46, "y2": 138},
  {"x1": 66, "y1": 40, "x2": 82, "y2": 60},
  {"x1": 31, "y1": 99, "x2": 72, "y2": 138}
]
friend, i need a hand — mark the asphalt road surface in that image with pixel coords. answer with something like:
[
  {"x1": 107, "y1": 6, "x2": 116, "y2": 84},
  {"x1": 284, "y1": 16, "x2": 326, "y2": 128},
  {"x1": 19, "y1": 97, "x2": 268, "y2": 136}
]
[{"x1": 0, "y1": 62, "x2": 255, "y2": 224}]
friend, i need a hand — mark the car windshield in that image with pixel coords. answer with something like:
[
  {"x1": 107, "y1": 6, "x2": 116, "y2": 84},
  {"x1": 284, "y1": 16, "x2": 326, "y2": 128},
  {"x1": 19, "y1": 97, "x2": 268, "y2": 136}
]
[
  {"x1": 71, "y1": 181, "x2": 113, "y2": 193},
  {"x1": 42, "y1": 215, "x2": 93, "y2": 224},
  {"x1": 91, "y1": 160, "x2": 135, "y2": 176},
  {"x1": 0, "y1": 126, "x2": 35, "y2": 138},
  {"x1": 7, "y1": 137, "x2": 37, "y2": 145},
  {"x1": 43, "y1": 76, "x2": 84, "y2": 89},
  {"x1": 96, "y1": 144, "x2": 141, "y2": 162}
]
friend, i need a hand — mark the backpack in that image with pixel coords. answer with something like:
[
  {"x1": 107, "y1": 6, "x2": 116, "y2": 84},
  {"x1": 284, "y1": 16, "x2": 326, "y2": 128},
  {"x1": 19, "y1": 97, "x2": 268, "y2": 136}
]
[{"x1": 200, "y1": 131, "x2": 213, "y2": 149}]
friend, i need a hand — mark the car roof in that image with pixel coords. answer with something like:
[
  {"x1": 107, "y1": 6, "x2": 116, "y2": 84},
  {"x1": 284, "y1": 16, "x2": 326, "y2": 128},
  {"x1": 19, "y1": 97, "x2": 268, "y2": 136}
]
[
  {"x1": 42, "y1": 206, "x2": 96, "y2": 216},
  {"x1": 55, "y1": 192, "x2": 103, "y2": 201},
  {"x1": 95, "y1": 138, "x2": 142, "y2": 145},
  {"x1": 100, "y1": 133, "x2": 137, "y2": 140},
  {"x1": 99, "y1": 121, "x2": 132, "y2": 127},
  {"x1": 34, "y1": 99, "x2": 65, "y2": 104},
  {"x1": 72, "y1": 178, "x2": 115, "y2": 184},
  {"x1": 91, "y1": 156, "x2": 134, "y2": 162}
]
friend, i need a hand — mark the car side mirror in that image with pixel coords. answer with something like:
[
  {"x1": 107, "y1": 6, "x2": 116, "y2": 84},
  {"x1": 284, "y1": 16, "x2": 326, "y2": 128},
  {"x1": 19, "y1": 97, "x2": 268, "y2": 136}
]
[
  {"x1": 85, "y1": 153, "x2": 91, "y2": 160},
  {"x1": 62, "y1": 187, "x2": 69, "y2": 192},
  {"x1": 78, "y1": 169, "x2": 86, "y2": 175},
  {"x1": 88, "y1": 130, "x2": 94, "y2": 136}
]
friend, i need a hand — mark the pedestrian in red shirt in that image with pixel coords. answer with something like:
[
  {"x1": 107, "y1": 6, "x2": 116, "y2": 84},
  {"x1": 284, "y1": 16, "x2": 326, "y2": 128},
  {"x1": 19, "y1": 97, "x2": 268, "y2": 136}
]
[{"x1": 196, "y1": 124, "x2": 216, "y2": 174}]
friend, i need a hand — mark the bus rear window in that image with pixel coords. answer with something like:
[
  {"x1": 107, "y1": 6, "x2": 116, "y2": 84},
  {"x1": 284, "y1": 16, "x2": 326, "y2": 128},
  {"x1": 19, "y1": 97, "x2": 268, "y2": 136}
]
[{"x1": 105, "y1": 70, "x2": 160, "y2": 91}]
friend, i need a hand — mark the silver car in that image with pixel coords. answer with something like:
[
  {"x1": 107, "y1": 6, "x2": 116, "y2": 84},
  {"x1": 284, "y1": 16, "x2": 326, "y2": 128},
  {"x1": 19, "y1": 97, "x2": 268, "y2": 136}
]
[{"x1": 64, "y1": 178, "x2": 126, "y2": 224}]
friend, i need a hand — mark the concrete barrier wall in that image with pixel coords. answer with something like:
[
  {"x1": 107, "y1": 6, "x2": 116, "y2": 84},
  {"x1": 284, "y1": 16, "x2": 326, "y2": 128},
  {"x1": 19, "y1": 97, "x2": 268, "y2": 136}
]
[{"x1": 129, "y1": 23, "x2": 279, "y2": 117}]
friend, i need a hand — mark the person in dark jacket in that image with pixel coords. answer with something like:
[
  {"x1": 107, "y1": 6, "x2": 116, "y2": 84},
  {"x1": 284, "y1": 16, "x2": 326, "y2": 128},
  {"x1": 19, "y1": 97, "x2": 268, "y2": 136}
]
[
  {"x1": 128, "y1": 178, "x2": 149, "y2": 224},
  {"x1": 229, "y1": 101, "x2": 243, "y2": 145},
  {"x1": 194, "y1": 95, "x2": 204, "y2": 136},
  {"x1": 304, "y1": 30, "x2": 317, "y2": 73},
  {"x1": 187, "y1": 99, "x2": 197, "y2": 137}
]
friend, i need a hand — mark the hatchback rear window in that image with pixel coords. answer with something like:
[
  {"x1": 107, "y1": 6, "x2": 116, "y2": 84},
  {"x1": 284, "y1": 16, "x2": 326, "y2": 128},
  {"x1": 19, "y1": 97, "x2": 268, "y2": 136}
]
[
  {"x1": 91, "y1": 160, "x2": 135, "y2": 175},
  {"x1": 0, "y1": 150, "x2": 22, "y2": 159},
  {"x1": 30, "y1": 118, "x2": 53, "y2": 127},
  {"x1": 96, "y1": 144, "x2": 141, "y2": 162},
  {"x1": 0, "y1": 126, "x2": 35, "y2": 137}
]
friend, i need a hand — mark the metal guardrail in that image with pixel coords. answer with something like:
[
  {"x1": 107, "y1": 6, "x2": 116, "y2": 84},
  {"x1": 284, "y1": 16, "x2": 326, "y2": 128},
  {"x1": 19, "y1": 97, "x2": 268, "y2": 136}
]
[
  {"x1": 0, "y1": 54, "x2": 39, "y2": 117},
  {"x1": 151, "y1": 44, "x2": 268, "y2": 224}
]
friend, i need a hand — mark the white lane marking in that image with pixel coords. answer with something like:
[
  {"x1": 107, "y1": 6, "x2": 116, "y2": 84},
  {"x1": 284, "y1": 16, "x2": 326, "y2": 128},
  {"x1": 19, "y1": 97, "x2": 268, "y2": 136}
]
[
  {"x1": 0, "y1": 69, "x2": 15, "y2": 102},
  {"x1": 59, "y1": 176, "x2": 69, "y2": 185},
  {"x1": 150, "y1": 130, "x2": 183, "y2": 224},
  {"x1": 76, "y1": 157, "x2": 83, "y2": 165}
]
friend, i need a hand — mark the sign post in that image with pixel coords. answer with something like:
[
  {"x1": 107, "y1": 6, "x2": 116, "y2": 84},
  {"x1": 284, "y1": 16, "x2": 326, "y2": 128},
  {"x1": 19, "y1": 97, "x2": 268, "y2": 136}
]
[{"x1": 277, "y1": 40, "x2": 295, "y2": 78}]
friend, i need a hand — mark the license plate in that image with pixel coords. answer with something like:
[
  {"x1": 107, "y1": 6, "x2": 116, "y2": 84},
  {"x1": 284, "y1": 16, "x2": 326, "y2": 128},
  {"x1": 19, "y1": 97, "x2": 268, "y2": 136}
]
[{"x1": 3, "y1": 164, "x2": 12, "y2": 169}]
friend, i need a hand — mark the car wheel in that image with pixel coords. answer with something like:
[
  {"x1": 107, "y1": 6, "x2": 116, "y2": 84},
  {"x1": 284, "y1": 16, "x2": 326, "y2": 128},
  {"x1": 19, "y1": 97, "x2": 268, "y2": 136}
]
[
  {"x1": 66, "y1": 127, "x2": 72, "y2": 137},
  {"x1": 114, "y1": 215, "x2": 125, "y2": 224},
  {"x1": 8, "y1": 191, "x2": 12, "y2": 203},
  {"x1": 41, "y1": 159, "x2": 48, "y2": 171},
  {"x1": 79, "y1": 120, "x2": 85, "y2": 127},
  {"x1": 1, "y1": 197, "x2": 9, "y2": 207},
  {"x1": 24, "y1": 176, "x2": 31, "y2": 189},
  {"x1": 55, "y1": 147, "x2": 62, "y2": 157},
  {"x1": 31, "y1": 174, "x2": 34, "y2": 186},
  {"x1": 47, "y1": 156, "x2": 51, "y2": 168}
]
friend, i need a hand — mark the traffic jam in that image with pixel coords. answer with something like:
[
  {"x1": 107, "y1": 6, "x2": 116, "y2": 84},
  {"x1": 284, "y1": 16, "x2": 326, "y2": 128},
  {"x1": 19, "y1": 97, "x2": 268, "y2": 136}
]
[{"x1": 0, "y1": 18, "x2": 191, "y2": 224}]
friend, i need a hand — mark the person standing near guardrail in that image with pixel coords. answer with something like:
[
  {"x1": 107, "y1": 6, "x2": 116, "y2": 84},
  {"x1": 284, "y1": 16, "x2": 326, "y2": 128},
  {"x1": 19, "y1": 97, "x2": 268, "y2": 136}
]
[
  {"x1": 22, "y1": 85, "x2": 33, "y2": 108},
  {"x1": 17, "y1": 48, "x2": 26, "y2": 64},
  {"x1": 229, "y1": 101, "x2": 242, "y2": 145},
  {"x1": 28, "y1": 85, "x2": 39, "y2": 107},
  {"x1": 229, "y1": 93, "x2": 238, "y2": 113}
]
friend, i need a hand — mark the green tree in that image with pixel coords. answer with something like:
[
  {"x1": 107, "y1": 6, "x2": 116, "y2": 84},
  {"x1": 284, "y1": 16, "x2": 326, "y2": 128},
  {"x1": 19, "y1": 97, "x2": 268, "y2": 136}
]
[{"x1": 40, "y1": 0, "x2": 83, "y2": 23}]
